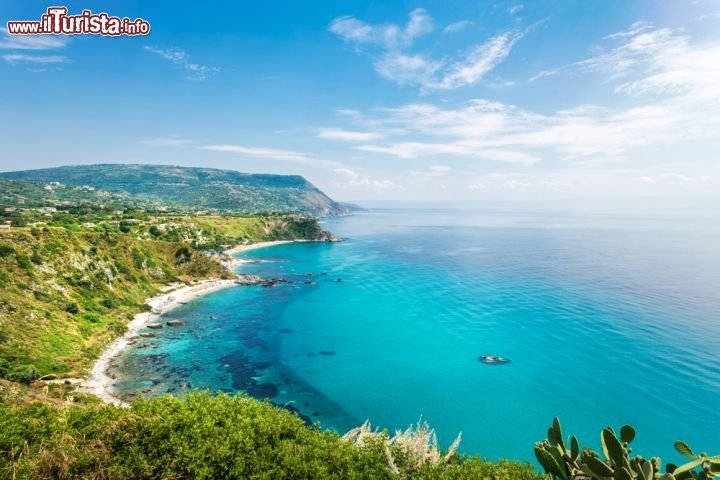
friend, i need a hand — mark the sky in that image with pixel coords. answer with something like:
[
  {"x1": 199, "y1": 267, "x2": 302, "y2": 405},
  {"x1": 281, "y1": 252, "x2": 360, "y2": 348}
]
[{"x1": 1, "y1": 0, "x2": 719, "y2": 204}]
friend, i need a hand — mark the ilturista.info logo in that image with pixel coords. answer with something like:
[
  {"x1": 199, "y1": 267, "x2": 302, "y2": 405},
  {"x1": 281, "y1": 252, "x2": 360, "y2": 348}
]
[{"x1": 6, "y1": 6, "x2": 151, "y2": 36}]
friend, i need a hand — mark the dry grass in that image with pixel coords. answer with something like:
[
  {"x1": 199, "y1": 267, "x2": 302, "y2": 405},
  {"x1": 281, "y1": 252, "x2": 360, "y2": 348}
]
[{"x1": 342, "y1": 420, "x2": 462, "y2": 475}]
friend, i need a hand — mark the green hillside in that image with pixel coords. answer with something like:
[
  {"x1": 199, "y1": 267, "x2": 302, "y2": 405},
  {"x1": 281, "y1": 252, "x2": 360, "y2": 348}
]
[
  {"x1": 0, "y1": 228, "x2": 231, "y2": 379},
  {"x1": 0, "y1": 177, "x2": 157, "y2": 211},
  {"x1": 0, "y1": 164, "x2": 349, "y2": 217}
]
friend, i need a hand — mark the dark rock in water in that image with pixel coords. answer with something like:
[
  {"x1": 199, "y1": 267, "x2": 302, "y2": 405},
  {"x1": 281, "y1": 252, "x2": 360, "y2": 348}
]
[
  {"x1": 479, "y1": 355, "x2": 511, "y2": 365},
  {"x1": 303, "y1": 279, "x2": 316, "y2": 285},
  {"x1": 209, "y1": 315, "x2": 217, "y2": 320},
  {"x1": 279, "y1": 328, "x2": 292, "y2": 333},
  {"x1": 139, "y1": 332, "x2": 155, "y2": 338},
  {"x1": 319, "y1": 350, "x2": 336, "y2": 356},
  {"x1": 306, "y1": 352, "x2": 316, "y2": 357},
  {"x1": 246, "y1": 382, "x2": 279, "y2": 399},
  {"x1": 336, "y1": 278, "x2": 343, "y2": 283},
  {"x1": 166, "y1": 320, "x2": 187, "y2": 327},
  {"x1": 147, "y1": 323, "x2": 163, "y2": 329},
  {"x1": 261, "y1": 278, "x2": 291, "y2": 288},
  {"x1": 313, "y1": 412, "x2": 320, "y2": 417}
]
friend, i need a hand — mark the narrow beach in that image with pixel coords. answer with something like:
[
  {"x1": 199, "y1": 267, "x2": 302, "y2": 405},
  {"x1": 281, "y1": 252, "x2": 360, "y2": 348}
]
[{"x1": 80, "y1": 239, "x2": 305, "y2": 404}]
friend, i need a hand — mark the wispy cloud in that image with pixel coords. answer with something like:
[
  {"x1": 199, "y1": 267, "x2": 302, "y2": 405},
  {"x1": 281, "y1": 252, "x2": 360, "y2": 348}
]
[
  {"x1": 1, "y1": 27, "x2": 68, "y2": 69},
  {"x1": 443, "y1": 20, "x2": 474, "y2": 34},
  {"x1": 2, "y1": 54, "x2": 67, "y2": 65},
  {"x1": 144, "y1": 46, "x2": 218, "y2": 80},
  {"x1": 639, "y1": 173, "x2": 710, "y2": 184},
  {"x1": 201, "y1": 144, "x2": 337, "y2": 166},
  {"x1": 0, "y1": 27, "x2": 68, "y2": 50},
  {"x1": 329, "y1": 9, "x2": 524, "y2": 91},
  {"x1": 329, "y1": 8, "x2": 434, "y2": 50},
  {"x1": 508, "y1": 5, "x2": 525, "y2": 15},
  {"x1": 329, "y1": 22, "x2": 719, "y2": 166},
  {"x1": 315, "y1": 128, "x2": 383, "y2": 142}
]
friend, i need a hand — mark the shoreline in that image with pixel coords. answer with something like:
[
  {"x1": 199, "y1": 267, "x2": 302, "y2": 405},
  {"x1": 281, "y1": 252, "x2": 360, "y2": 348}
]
[
  {"x1": 79, "y1": 279, "x2": 238, "y2": 405},
  {"x1": 80, "y1": 238, "x2": 328, "y2": 404},
  {"x1": 222, "y1": 239, "x2": 301, "y2": 256}
]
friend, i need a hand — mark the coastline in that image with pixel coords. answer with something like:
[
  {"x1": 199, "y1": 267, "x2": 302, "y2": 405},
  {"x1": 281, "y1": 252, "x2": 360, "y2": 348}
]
[
  {"x1": 79, "y1": 279, "x2": 238, "y2": 404},
  {"x1": 81, "y1": 239, "x2": 326, "y2": 404}
]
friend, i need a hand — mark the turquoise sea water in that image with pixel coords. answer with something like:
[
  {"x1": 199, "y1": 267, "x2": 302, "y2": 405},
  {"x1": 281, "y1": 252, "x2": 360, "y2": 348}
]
[{"x1": 111, "y1": 208, "x2": 720, "y2": 462}]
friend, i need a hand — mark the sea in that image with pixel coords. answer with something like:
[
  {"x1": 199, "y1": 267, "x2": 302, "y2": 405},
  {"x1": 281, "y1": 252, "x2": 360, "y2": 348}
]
[{"x1": 110, "y1": 207, "x2": 720, "y2": 462}]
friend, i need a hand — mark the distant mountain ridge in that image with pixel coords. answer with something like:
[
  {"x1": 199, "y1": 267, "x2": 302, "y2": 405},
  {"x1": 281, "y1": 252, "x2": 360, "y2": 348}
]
[{"x1": 0, "y1": 164, "x2": 348, "y2": 216}]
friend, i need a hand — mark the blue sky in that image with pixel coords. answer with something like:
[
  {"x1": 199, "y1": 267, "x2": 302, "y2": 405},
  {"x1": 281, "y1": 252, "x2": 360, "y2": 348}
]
[{"x1": 1, "y1": 1, "x2": 719, "y2": 203}]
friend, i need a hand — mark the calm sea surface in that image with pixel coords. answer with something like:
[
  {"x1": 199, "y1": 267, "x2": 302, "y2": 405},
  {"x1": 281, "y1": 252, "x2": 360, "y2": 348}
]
[{"x1": 111, "y1": 208, "x2": 720, "y2": 461}]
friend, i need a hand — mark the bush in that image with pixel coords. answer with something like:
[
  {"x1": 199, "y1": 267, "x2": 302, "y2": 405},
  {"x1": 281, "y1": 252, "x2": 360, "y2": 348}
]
[
  {"x1": 65, "y1": 302, "x2": 80, "y2": 314},
  {"x1": 7, "y1": 365, "x2": 40, "y2": 384},
  {"x1": 0, "y1": 391, "x2": 540, "y2": 480}
]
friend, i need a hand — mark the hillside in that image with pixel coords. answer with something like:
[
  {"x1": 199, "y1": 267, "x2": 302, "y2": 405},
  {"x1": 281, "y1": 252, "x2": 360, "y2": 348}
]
[
  {"x1": 0, "y1": 164, "x2": 349, "y2": 217},
  {"x1": 0, "y1": 228, "x2": 231, "y2": 380}
]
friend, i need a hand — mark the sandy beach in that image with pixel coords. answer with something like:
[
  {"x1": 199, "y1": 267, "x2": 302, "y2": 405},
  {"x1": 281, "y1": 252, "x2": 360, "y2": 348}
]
[
  {"x1": 80, "y1": 239, "x2": 312, "y2": 404},
  {"x1": 222, "y1": 239, "x2": 299, "y2": 256},
  {"x1": 79, "y1": 279, "x2": 238, "y2": 404}
]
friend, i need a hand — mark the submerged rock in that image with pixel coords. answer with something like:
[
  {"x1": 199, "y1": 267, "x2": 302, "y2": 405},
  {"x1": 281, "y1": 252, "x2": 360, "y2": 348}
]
[
  {"x1": 166, "y1": 320, "x2": 187, "y2": 327},
  {"x1": 147, "y1": 323, "x2": 163, "y2": 329}
]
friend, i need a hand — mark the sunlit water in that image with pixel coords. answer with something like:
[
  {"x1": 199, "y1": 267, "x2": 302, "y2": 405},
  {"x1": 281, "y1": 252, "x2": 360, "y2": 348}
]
[{"x1": 111, "y1": 208, "x2": 720, "y2": 461}]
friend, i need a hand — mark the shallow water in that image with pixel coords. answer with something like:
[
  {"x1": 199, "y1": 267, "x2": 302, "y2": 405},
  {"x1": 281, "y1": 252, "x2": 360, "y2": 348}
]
[{"x1": 111, "y1": 208, "x2": 720, "y2": 461}]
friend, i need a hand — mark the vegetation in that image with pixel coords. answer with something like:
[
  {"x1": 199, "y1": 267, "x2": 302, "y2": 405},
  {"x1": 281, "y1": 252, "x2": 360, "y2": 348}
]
[
  {"x1": 0, "y1": 386, "x2": 540, "y2": 480},
  {"x1": 0, "y1": 164, "x2": 349, "y2": 216},
  {"x1": 0, "y1": 227, "x2": 229, "y2": 379},
  {"x1": 0, "y1": 209, "x2": 333, "y2": 381},
  {"x1": 534, "y1": 418, "x2": 720, "y2": 480}
]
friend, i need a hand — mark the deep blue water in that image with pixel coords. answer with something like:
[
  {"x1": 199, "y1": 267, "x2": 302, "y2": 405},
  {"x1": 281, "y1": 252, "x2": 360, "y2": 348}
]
[{"x1": 111, "y1": 208, "x2": 720, "y2": 462}]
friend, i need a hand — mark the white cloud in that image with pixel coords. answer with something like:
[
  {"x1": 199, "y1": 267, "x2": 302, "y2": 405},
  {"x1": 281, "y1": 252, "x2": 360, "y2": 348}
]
[
  {"x1": 468, "y1": 182, "x2": 486, "y2": 190},
  {"x1": 431, "y1": 31, "x2": 524, "y2": 89},
  {"x1": 508, "y1": 5, "x2": 525, "y2": 15},
  {"x1": 337, "y1": 23, "x2": 720, "y2": 167},
  {"x1": 430, "y1": 165, "x2": 451, "y2": 172},
  {"x1": 443, "y1": 20, "x2": 474, "y2": 34},
  {"x1": 201, "y1": 144, "x2": 339, "y2": 166},
  {"x1": 0, "y1": 27, "x2": 68, "y2": 50},
  {"x1": 202, "y1": 145, "x2": 312, "y2": 163},
  {"x1": 329, "y1": 9, "x2": 523, "y2": 90},
  {"x1": 2, "y1": 54, "x2": 67, "y2": 65},
  {"x1": 315, "y1": 128, "x2": 383, "y2": 142},
  {"x1": 640, "y1": 173, "x2": 709, "y2": 185},
  {"x1": 144, "y1": 46, "x2": 218, "y2": 80},
  {"x1": 334, "y1": 167, "x2": 401, "y2": 191},
  {"x1": 604, "y1": 20, "x2": 653, "y2": 39},
  {"x1": 329, "y1": 8, "x2": 434, "y2": 50}
]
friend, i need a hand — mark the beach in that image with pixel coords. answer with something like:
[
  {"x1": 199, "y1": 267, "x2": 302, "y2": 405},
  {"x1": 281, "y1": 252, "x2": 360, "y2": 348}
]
[
  {"x1": 80, "y1": 240, "x2": 305, "y2": 404},
  {"x1": 79, "y1": 279, "x2": 238, "y2": 404},
  {"x1": 223, "y1": 240, "x2": 299, "y2": 256}
]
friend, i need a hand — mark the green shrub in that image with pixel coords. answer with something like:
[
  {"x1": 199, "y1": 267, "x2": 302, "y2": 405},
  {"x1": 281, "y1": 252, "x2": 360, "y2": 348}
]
[
  {"x1": 65, "y1": 302, "x2": 80, "y2": 314},
  {"x1": 7, "y1": 365, "x2": 40, "y2": 384}
]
